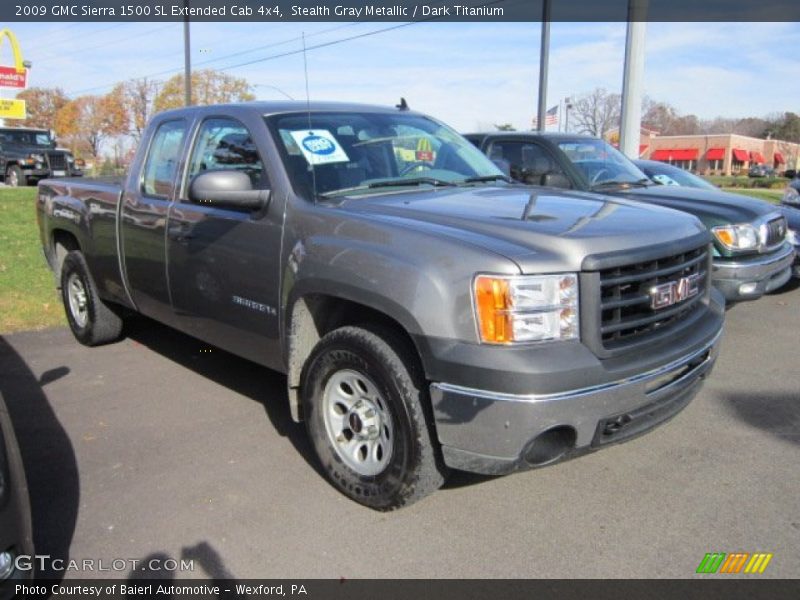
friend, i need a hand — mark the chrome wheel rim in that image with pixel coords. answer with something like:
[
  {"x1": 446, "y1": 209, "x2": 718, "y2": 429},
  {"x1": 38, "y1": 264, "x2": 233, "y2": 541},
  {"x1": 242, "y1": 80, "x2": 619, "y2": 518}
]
[
  {"x1": 7, "y1": 170, "x2": 18, "y2": 186},
  {"x1": 322, "y1": 369, "x2": 394, "y2": 476},
  {"x1": 67, "y1": 272, "x2": 89, "y2": 328}
]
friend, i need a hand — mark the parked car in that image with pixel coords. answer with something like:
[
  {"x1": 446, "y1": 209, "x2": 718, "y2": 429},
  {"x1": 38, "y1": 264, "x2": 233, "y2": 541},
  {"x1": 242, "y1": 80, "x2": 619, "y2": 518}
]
[
  {"x1": 782, "y1": 171, "x2": 799, "y2": 209},
  {"x1": 748, "y1": 164, "x2": 775, "y2": 178},
  {"x1": 466, "y1": 132, "x2": 795, "y2": 302},
  {"x1": 37, "y1": 101, "x2": 725, "y2": 509},
  {"x1": 634, "y1": 159, "x2": 717, "y2": 190},
  {"x1": 0, "y1": 127, "x2": 83, "y2": 187},
  {"x1": 636, "y1": 159, "x2": 800, "y2": 281},
  {"x1": 0, "y1": 393, "x2": 34, "y2": 596}
]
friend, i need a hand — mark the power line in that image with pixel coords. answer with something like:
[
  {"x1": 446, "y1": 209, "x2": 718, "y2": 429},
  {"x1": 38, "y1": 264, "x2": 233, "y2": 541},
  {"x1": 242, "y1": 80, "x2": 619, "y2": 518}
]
[
  {"x1": 27, "y1": 23, "x2": 129, "y2": 56},
  {"x1": 66, "y1": 22, "x2": 365, "y2": 96},
  {"x1": 34, "y1": 23, "x2": 179, "y2": 65}
]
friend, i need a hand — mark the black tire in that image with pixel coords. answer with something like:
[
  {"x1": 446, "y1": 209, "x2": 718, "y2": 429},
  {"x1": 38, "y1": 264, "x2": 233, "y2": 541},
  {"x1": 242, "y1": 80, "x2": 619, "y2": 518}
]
[
  {"x1": 60, "y1": 251, "x2": 123, "y2": 346},
  {"x1": 300, "y1": 325, "x2": 447, "y2": 510},
  {"x1": 5, "y1": 165, "x2": 26, "y2": 187}
]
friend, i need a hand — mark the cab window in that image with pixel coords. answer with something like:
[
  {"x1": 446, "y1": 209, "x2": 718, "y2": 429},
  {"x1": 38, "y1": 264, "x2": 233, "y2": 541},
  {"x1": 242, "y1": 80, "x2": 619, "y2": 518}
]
[
  {"x1": 141, "y1": 119, "x2": 187, "y2": 198},
  {"x1": 488, "y1": 141, "x2": 565, "y2": 185},
  {"x1": 185, "y1": 118, "x2": 266, "y2": 194}
]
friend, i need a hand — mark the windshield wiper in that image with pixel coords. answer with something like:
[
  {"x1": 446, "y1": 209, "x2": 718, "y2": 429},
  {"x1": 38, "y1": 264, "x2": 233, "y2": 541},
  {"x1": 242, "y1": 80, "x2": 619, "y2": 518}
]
[
  {"x1": 461, "y1": 174, "x2": 513, "y2": 184},
  {"x1": 591, "y1": 178, "x2": 651, "y2": 191},
  {"x1": 319, "y1": 177, "x2": 457, "y2": 199},
  {"x1": 366, "y1": 177, "x2": 458, "y2": 189}
]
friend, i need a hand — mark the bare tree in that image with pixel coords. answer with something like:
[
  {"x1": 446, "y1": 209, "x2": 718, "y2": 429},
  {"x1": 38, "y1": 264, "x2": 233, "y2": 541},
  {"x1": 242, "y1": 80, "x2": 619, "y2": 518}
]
[
  {"x1": 119, "y1": 78, "x2": 160, "y2": 142},
  {"x1": 570, "y1": 88, "x2": 621, "y2": 137}
]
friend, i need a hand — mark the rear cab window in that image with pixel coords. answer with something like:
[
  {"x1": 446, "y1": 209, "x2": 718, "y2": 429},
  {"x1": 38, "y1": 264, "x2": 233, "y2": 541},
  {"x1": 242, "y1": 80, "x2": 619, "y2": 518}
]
[{"x1": 141, "y1": 119, "x2": 188, "y2": 199}]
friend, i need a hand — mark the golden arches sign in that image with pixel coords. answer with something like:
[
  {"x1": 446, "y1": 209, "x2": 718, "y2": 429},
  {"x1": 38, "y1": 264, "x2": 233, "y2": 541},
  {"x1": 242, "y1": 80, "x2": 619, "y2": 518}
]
[{"x1": 0, "y1": 28, "x2": 25, "y2": 73}]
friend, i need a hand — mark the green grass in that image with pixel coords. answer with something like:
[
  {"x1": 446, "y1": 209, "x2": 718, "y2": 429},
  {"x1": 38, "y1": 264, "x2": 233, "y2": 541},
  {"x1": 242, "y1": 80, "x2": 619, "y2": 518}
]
[
  {"x1": 0, "y1": 187, "x2": 65, "y2": 333},
  {"x1": 720, "y1": 187, "x2": 784, "y2": 204}
]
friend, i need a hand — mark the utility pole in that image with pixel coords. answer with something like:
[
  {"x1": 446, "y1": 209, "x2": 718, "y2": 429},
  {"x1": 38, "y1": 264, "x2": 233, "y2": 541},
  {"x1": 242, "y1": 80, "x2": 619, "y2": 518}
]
[
  {"x1": 619, "y1": 0, "x2": 648, "y2": 159},
  {"x1": 183, "y1": 0, "x2": 192, "y2": 106},
  {"x1": 536, "y1": 0, "x2": 551, "y2": 133}
]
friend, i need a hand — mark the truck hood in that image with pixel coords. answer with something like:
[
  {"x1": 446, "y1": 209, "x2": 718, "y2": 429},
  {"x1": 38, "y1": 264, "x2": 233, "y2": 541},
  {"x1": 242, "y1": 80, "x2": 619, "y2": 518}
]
[
  {"x1": 339, "y1": 186, "x2": 707, "y2": 273},
  {"x1": 612, "y1": 185, "x2": 779, "y2": 227}
]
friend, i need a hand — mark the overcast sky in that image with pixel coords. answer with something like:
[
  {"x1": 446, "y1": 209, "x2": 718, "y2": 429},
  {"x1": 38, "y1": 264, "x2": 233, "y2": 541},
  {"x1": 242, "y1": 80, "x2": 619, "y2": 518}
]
[{"x1": 3, "y1": 21, "x2": 799, "y2": 131}]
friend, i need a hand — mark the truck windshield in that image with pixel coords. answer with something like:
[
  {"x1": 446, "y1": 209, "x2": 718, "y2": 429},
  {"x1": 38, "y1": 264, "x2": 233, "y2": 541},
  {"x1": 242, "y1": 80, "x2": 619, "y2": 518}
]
[
  {"x1": 557, "y1": 139, "x2": 650, "y2": 190},
  {"x1": 267, "y1": 112, "x2": 504, "y2": 199},
  {"x1": 0, "y1": 130, "x2": 53, "y2": 147}
]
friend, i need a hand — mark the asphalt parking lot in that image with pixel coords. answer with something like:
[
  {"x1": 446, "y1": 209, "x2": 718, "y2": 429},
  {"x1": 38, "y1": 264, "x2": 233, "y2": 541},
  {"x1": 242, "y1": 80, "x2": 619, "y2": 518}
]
[{"x1": 1, "y1": 282, "x2": 798, "y2": 580}]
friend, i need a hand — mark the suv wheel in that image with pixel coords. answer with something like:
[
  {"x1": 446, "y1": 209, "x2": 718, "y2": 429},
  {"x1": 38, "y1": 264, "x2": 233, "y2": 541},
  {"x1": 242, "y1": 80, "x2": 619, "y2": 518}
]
[
  {"x1": 301, "y1": 325, "x2": 447, "y2": 510},
  {"x1": 60, "y1": 251, "x2": 123, "y2": 346}
]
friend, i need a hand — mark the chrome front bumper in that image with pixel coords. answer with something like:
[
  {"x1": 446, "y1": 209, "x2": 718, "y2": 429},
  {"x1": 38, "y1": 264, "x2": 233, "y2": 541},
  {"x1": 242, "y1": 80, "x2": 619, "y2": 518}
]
[
  {"x1": 712, "y1": 242, "x2": 795, "y2": 301},
  {"x1": 430, "y1": 328, "x2": 724, "y2": 475}
]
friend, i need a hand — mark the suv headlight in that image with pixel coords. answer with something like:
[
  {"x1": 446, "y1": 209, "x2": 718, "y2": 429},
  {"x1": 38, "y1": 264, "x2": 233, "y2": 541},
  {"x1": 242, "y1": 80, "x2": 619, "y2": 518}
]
[
  {"x1": 29, "y1": 153, "x2": 45, "y2": 163},
  {"x1": 474, "y1": 274, "x2": 579, "y2": 344},
  {"x1": 711, "y1": 223, "x2": 759, "y2": 252},
  {"x1": 783, "y1": 186, "x2": 800, "y2": 206}
]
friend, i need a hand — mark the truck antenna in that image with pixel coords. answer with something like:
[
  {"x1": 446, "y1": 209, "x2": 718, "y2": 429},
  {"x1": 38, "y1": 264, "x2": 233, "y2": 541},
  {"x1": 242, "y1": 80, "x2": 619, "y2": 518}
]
[
  {"x1": 302, "y1": 32, "x2": 318, "y2": 201},
  {"x1": 396, "y1": 97, "x2": 409, "y2": 111}
]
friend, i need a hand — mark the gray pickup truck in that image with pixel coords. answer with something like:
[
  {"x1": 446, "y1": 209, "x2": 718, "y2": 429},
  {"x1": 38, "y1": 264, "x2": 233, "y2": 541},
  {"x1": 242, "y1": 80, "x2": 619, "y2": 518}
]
[{"x1": 37, "y1": 102, "x2": 725, "y2": 509}]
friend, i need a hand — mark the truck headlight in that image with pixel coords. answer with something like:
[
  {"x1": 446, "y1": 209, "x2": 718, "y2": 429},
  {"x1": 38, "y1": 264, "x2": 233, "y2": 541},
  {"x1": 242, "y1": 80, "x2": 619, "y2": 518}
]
[
  {"x1": 787, "y1": 228, "x2": 799, "y2": 246},
  {"x1": 474, "y1": 274, "x2": 579, "y2": 344},
  {"x1": 783, "y1": 186, "x2": 799, "y2": 206},
  {"x1": 711, "y1": 223, "x2": 759, "y2": 252},
  {"x1": 30, "y1": 153, "x2": 45, "y2": 163}
]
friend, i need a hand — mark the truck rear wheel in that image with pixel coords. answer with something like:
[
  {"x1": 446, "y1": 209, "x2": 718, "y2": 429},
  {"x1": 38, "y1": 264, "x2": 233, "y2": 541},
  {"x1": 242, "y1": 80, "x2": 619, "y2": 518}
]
[
  {"x1": 300, "y1": 325, "x2": 447, "y2": 510},
  {"x1": 60, "y1": 251, "x2": 123, "y2": 346},
  {"x1": 5, "y1": 165, "x2": 26, "y2": 187}
]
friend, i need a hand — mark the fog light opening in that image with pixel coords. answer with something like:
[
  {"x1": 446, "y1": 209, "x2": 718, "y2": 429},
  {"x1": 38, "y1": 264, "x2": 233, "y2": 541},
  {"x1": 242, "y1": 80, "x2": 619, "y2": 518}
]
[
  {"x1": 0, "y1": 550, "x2": 15, "y2": 581},
  {"x1": 523, "y1": 426, "x2": 577, "y2": 466},
  {"x1": 738, "y1": 282, "x2": 758, "y2": 295}
]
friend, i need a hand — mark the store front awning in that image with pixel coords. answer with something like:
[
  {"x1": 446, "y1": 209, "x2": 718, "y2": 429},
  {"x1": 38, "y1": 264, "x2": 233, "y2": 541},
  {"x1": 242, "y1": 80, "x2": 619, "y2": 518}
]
[
  {"x1": 750, "y1": 151, "x2": 765, "y2": 164},
  {"x1": 651, "y1": 148, "x2": 699, "y2": 161},
  {"x1": 706, "y1": 148, "x2": 725, "y2": 161},
  {"x1": 732, "y1": 149, "x2": 749, "y2": 162},
  {"x1": 774, "y1": 152, "x2": 785, "y2": 164}
]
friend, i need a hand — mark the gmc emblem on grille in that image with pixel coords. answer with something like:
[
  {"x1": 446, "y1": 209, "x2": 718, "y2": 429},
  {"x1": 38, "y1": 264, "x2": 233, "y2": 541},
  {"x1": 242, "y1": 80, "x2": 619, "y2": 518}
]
[{"x1": 650, "y1": 274, "x2": 701, "y2": 310}]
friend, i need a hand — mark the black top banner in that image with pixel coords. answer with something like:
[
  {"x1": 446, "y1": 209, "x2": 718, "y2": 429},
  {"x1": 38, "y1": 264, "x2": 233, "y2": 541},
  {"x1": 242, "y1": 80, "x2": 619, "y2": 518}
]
[{"x1": 3, "y1": 0, "x2": 800, "y2": 22}]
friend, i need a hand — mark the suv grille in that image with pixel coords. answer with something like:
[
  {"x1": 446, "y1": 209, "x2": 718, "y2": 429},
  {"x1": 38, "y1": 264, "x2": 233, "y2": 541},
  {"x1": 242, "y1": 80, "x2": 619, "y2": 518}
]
[
  {"x1": 46, "y1": 152, "x2": 67, "y2": 170},
  {"x1": 599, "y1": 245, "x2": 708, "y2": 349},
  {"x1": 763, "y1": 216, "x2": 787, "y2": 248}
]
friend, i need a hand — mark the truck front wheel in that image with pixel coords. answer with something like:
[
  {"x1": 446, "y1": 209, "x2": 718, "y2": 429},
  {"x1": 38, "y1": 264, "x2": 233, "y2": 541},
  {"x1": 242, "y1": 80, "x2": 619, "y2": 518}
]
[
  {"x1": 5, "y1": 165, "x2": 26, "y2": 187},
  {"x1": 300, "y1": 325, "x2": 447, "y2": 510},
  {"x1": 60, "y1": 251, "x2": 123, "y2": 346}
]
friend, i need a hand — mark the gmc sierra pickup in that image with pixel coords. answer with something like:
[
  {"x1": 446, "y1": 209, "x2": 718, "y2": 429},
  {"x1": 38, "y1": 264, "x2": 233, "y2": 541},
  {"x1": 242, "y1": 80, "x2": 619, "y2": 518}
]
[
  {"x1": 37, "y1": 102, "x2": 725, "y2": 509},
  {"x1": 467, "y1": 132, "x2": 795, "y2": 303}
]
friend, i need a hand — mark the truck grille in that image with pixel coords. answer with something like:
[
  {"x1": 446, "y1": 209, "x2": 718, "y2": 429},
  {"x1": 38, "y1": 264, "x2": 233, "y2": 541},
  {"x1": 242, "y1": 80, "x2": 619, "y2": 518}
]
[
  {"x1": 46, "y1": 152, "x2": 67, "y2": 170},
  {"x1": 599, "y1": 245, "x2": 708, "y2": 349},
  {"x1": 762, "y1": 216, "x2": 787, "y2": 248}
]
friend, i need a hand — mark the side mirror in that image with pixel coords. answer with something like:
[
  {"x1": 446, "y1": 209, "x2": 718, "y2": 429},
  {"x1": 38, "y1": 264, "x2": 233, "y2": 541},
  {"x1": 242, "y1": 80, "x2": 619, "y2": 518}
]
[
  {"x1": 541, "y1": 172, "x2": 572, "y2": 189},
  {"x1": 785, "y1": 169, "x2": 796, "y2": 179},
  {"x1": 189, "y1": 170, "x2": 270, "y2": 211}
]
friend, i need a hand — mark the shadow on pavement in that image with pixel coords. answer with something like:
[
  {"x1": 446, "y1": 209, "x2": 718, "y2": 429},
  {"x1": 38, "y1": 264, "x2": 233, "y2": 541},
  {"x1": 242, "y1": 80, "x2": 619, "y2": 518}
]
[
  {"x1": 0, "y1": 336, "x2": 78, "y2": 579},
  {"x1": 722, "y1": 391, "x2": 800, "y2": 447},
  {"x1": 123, "y1": 317, "x2": 323, "y2": 479}
]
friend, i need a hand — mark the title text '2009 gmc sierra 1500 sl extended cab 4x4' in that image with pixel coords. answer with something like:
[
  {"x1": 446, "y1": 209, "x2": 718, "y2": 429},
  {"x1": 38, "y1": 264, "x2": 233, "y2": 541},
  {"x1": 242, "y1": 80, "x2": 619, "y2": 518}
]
[{"x1": 37, "y1": 102, "x2": 725, "y2": 509}]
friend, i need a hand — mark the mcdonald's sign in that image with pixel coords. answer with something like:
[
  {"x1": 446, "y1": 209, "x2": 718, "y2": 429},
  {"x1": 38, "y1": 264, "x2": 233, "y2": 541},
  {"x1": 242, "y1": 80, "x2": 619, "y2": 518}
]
[
  {"x1": 696, "y1": 552, "x2": 773, "y2": 574},
  {"x1": 0, "y1": 28, "x2": 27, "y2": 89}
]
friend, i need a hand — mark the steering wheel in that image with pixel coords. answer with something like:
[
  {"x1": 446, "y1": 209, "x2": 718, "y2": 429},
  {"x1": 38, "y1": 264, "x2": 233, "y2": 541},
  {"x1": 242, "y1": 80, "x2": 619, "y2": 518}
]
[
  {"x1": 400, "y1": 162, "x2": 435, "y2": 176},
  {"x1": 589, "y1": 168, "x2": 610, "y2": 185}
]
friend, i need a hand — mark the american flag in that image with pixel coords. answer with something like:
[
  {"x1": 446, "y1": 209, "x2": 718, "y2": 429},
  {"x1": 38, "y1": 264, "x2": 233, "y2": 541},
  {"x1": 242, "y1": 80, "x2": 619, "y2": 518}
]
[{"x1": 532, "y1": 105, "x2": 559, "y2": 127}]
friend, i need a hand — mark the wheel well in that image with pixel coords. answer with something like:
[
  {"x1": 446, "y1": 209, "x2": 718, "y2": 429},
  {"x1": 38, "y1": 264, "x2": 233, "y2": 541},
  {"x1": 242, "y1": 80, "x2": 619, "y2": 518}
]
[
  {"x1": 287, "y1": 294, "x2": 424, "y2": 422},
  {"x1": 52, "y1": 229, "x2": 81, "y2": 286}
]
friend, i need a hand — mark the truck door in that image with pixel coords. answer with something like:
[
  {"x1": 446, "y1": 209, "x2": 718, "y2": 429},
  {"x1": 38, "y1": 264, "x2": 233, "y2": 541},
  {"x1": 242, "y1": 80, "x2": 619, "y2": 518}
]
[
  {"x1": 166, "y1": 115, "x2": 283, "y2": 369},
  {"x1": 120, "y1": 118, "x2": 189, "y2": 325}
]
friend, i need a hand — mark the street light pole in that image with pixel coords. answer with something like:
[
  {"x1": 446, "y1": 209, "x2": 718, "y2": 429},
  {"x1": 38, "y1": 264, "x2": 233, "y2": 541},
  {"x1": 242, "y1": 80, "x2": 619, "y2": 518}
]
[
  {"x1": 183, "y1": 0, "x2": 192, "y2": 107},
  {"x1": 536, "y1": 0, "x2": 551, "y2": 133},
  {"x1": 619, "y1": 0, "x2": 648, "y2": 159}
]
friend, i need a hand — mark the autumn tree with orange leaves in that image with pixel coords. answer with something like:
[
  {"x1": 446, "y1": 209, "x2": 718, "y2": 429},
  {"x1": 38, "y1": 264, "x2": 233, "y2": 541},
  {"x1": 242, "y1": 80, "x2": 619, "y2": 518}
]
[
  {"x1": 56, "y1": 90, "x2": 129, "y2": 158},
  {"x1": 154, "y1": 69, "x2": 254, "y2": 112}
]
